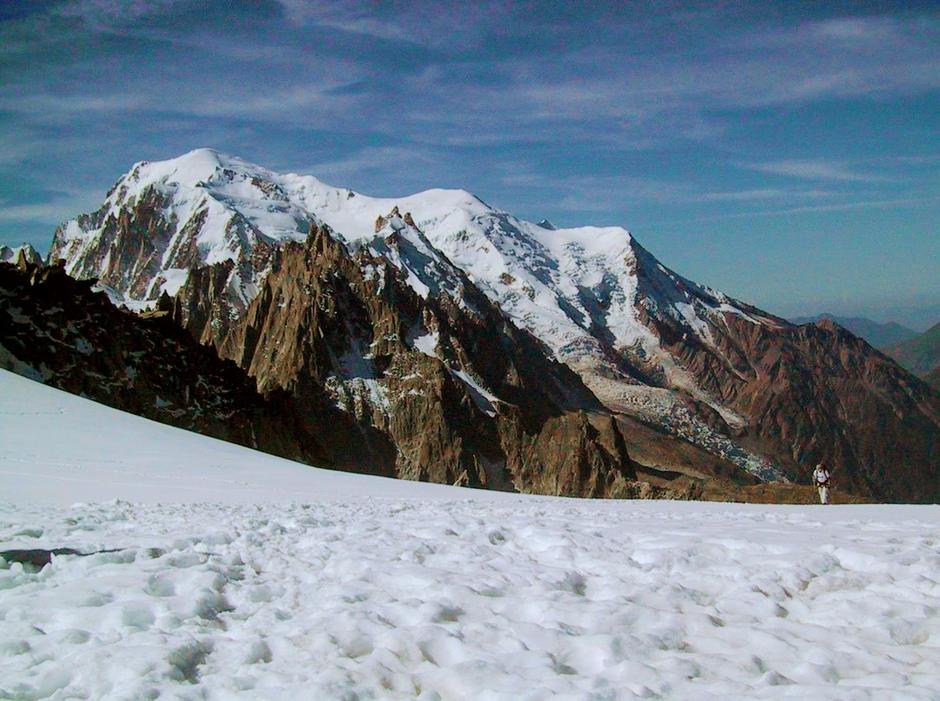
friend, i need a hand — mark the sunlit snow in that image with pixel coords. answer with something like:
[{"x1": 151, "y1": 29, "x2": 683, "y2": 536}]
[{"x1": 1, "y1": 370, "x2": 938, "y2": 699}]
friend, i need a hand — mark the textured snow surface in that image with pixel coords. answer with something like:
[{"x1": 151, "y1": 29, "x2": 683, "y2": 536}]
[
  {"x1": 3, "y1": 503, "x2": 939, "y2": 700},
  {"x1": 3, "y1": 371, "x2": 939, "y2": 700}
]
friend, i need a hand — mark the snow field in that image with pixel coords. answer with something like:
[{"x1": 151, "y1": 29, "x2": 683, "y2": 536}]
[
  {"x1": 2, "y1": 499, "x2": 939, "y2": 700},
  {"x1": 1, "y1": 373, "x2": 938, "y2": 699}
]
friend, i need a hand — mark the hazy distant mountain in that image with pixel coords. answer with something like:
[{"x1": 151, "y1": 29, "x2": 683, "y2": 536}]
[
  {"x1": 35, "y1": 148, "x2": 940, "y2": 501},
  {"x1": 925, "y1": 366, "x2": 940, "y2": 391},
  {"x1": 791, "y1": 313, "x2": 918, "y2": 348},
  {"x1": 883, "y1": 323, "x2": 940, "y2": 377}
]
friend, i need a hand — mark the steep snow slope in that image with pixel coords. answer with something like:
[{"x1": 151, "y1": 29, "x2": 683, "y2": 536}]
[{"x1": 3, "y1": 369, "x2": 939, "y2": 699}]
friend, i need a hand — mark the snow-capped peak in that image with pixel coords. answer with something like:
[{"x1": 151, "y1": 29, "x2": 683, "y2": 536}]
[
  {"x1": 130, "y1": 147, "x2": 230, "y2": 187},
  {"x1": 0, "y1": 242, "x2": 43, "y2": 266},
  {"x1": 51, "y1": 149, "x2": 771, "y2": 395}
]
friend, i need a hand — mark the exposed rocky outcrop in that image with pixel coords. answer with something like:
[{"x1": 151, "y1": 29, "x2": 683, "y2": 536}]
[
  {"x1": 174, "y1": 223, "x2": 648, "y2": 496},
  {"x1": 0, "y1": 243, "x2": 43, "y2": 267},
  {"x1": 0, "y1": 260, "x2": 328, "y2": 467}
]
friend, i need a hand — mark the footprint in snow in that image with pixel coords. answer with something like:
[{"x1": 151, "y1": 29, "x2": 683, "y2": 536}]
[
  {"x1": 12, "y1": 527, "x2": 43, "y2": 538},
  {"x1": 487, "y1": 529, "x2": 507, "y2": 545}
]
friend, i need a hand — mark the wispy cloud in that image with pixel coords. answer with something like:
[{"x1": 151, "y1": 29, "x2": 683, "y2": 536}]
[
  {"x1": 54, "y1": 0, "x2": 188, "y2": 27},
  {"x1": 742, "y1": 160, "x2": 893, "y2": 183},
  {"x1": 272, "y1": 0, "x2": 514, "y2": 48},
  {"x1": 690, "y1": 188, "x2": 831, "y2": 203},
  {"x1": 664, "y1": 195, "x2": 940, "y2": 224},
  {"x1": 499, "y1": 168, "x2": 840, "y2": 210},
  {"x1": 0, "y1": 93, "x2": 150, "y2": 117},
  {"x1": 0, "y1": 188, "x2": 104, "y2": 225},
  {"x1": 291, "y1": 145, "x2": 450, "y2": 194},
  {"x1": 3, "y1": 5, "x2": 938, "y2": 162}
]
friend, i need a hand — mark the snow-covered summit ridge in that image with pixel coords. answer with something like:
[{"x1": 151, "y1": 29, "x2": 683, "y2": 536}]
[
  {"x1": 52, "y1": 148, "x2": 778, "y2": 364},
  {"x1": 0, "y1": 242, "x2": 43, "y2": 266}
]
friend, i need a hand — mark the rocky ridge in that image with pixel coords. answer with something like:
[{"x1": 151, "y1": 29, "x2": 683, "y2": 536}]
[
  {"x1": 790, "y1": 313, "x2": 919, "y2": 348},
  {"x1": 0, "y1": 258, "x2": 329, "y2": 467},
  {"x1": 884, "y1": 322, "x2": 940, "y2": 378},
  {"x1": 0, "y1": 243, "x2": 43, "y2": 267}
]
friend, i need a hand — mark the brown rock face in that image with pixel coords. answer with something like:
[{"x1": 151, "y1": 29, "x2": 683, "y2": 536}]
[
  {"x1": 174, "y1": 224, "x2": 642, "y2": 495},
  {"x1": 0, "y1": 260, "x2": 327, "y2": 467},
  {"x1": 173, "y1": 259, "x2": 240, "y2": 346},
  {"x1": 49, "y1": 186, "x2": 174, "y2": 299},
  {"x1": 646, "y1": 311, "x2": 940, "y2": 502},
  {"x1": 515, "y1": 412, "x2": 633, "y2": 497}
]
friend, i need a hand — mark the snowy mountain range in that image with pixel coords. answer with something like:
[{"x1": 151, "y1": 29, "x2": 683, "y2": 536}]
[
  {"x1": 24, "y1": 148, "x2": 940, "y2": 501},
  {"x1": 51, "y1": 149, "x2": 770, "y2": 375},
  {"x1": 50, "y1": 152, "x2": 773, "y2": 460}
]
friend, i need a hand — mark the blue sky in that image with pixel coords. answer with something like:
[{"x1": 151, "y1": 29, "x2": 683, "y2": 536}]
[{"x1": 1, "y1": 0, "x2": 938, "y2": 328}]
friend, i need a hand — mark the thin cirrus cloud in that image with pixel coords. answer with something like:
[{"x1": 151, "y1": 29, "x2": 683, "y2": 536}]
[
  {"x1": 663, "y1": 194, "x2": 940, "y2": 225},
  {"x1": 741, "y1": 160, "x2": 893, "y2": 183},
  {"x1": 690, "y1": 189, "x2": 830, "y2": 203},
  {"x1": 0, "y1": 188, "x2": 104, "y2": 225},
  {"x1": 2, "y1": 5, "x2": 937, "y2": 152},
  {"x1": 272, "y1": 0, "x2": 515, "y2": 48},
  {"x1": 373, "y1": 13, "x2": 940, "y2": 152}
]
